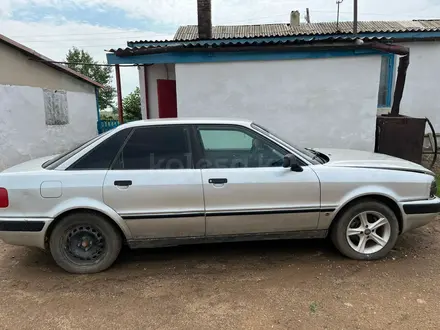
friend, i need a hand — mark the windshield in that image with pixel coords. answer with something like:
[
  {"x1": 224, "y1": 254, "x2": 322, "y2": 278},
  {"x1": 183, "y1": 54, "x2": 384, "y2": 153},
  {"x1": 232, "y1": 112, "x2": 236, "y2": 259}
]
[
  {"x1": 251, "y1": 122, "x2": 322, "y2": 164},
  {"x1": 42, "y1": 130, "x2": 112, "y2": 169}
]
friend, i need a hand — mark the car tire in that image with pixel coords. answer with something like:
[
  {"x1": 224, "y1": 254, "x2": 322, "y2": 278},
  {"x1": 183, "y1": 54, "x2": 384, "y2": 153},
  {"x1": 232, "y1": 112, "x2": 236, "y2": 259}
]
[
  {"x1": 49, "y1": 212, "x2": 122, "y2": 274},
  {"x1": 331, "y1": 199, "x2": 399, "y2": 260}
]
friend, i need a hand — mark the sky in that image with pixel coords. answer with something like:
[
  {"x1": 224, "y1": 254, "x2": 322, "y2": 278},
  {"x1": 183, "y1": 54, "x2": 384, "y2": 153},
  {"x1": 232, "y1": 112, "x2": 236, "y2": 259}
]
[{"x1": 1, "y1": 0, "x2": 440, "y2": 98}]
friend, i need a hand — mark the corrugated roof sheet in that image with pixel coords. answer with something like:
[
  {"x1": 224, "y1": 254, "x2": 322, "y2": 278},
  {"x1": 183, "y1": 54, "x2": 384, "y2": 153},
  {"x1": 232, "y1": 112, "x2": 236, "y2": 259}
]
[
  {"x1": 0, "y1": 34, "x2": 102, "y2": 88},
  {"x1": 109, "y1": 36, "x2": 390, "y2": 57},
  {"x1": 171, "y1": 19, "x2": 440, "y2": 41}
]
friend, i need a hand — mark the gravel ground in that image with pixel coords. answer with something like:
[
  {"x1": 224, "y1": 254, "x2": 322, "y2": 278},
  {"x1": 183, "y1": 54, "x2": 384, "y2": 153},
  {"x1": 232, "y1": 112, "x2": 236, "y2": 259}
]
[{"x1": 1, "y1": 221, "x2": 440, "y2": 330}]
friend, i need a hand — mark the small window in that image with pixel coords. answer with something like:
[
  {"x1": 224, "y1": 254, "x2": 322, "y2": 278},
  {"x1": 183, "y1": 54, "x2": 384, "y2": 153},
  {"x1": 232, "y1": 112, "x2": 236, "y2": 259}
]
[
  {"x1": 44, "y1": 89, "x2": 69, "y2": 125},
  {"x1": 378, "y1": 55, "x2": 394, "y2": 108},
  {"x1": 197, "y1": 126, "x2": 286, "y2": 169},
  {"x1": 115, "y1": 126, "x2": 191, "y2": 170},
  {"x1": 68, "y1": 129, "x2": 131, "y2": 170}
]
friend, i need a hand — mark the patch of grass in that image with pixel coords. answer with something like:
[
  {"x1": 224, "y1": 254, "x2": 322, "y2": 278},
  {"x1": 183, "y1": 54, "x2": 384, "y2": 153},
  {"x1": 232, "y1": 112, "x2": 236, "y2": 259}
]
[{"x1": 309, "y1": 301, "x2": 318, "y2": 313}]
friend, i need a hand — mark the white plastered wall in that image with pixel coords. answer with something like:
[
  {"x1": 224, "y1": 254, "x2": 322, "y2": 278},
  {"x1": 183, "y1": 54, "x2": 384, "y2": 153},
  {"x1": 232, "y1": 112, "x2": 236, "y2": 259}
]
[
  {"x1": 0, "y1": 85, "x2": 97, "y2": 170},
  {"x1": 397, "y1": 42, "x2": 440, "y2": 132},
  {"x1": 140, "y1": 64, "x2": 176, "y2": 119},
  {"x1": 175, "y1": 56, "x2": 382, "y2": 151}
]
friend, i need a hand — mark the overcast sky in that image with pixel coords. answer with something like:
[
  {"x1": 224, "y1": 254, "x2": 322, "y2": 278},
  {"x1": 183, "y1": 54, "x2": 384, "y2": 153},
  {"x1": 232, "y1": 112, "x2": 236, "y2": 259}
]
[{"x1": 1, "y1": 0, "x2": 439, "y2": 97}]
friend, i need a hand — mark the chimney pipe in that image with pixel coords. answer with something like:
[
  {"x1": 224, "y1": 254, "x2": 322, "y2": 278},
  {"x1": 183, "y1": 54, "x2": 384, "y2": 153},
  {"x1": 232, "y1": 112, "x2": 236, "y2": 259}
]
[
  {"x1": 290, "y1": 10, "x2": 300, "y2": 27},
  {"x1": 197, "y1": 0, "x2": 212, "y2": 40}
]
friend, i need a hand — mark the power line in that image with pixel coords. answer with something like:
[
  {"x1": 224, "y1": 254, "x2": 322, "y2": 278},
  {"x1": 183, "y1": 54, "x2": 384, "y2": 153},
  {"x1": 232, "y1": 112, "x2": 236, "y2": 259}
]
[
  {"x1": 13, "y1": 35, "x2": 171, "y2": 43},
  {"x1": 5, "y1": 30, "x2": 160, "y2": 38},
  {"x1": 28, "y1": 58, "x2": 137, "y2": 67}
]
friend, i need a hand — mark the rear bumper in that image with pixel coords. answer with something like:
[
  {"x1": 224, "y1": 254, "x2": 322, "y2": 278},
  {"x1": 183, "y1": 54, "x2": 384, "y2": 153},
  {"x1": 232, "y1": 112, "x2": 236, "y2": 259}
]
[
  {"x1": 0, "y1": 218, "x2": 53, "y2": 249},
  {"x1": 401, "y1": 198, "x2": 440, "y2": 233}
]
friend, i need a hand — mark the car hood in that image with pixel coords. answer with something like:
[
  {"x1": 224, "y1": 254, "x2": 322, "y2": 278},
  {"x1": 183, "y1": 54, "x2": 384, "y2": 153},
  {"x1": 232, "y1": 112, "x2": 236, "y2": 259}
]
[
  {"x1": 312, "y1": 148, "x2": 434, "y2": 175},
  {"x1": 1, "y1": 155, "x2": 58, "y2": 173}
]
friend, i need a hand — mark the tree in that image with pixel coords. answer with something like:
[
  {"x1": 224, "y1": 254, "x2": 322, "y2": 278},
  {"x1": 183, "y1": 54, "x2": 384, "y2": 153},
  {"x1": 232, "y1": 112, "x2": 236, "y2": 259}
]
[
  {"x1": 123, "y1": 87, "x2": 142, "y2": 121},
  {"x1": 65, "y1": 47, "x2": 115, "y2": 110}
]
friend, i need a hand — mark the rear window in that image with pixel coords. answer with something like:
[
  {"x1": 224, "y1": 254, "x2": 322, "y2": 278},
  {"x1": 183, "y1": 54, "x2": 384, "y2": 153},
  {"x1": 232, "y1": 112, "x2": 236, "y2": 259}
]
[
  {"x1": 42, "y1": 131, "x2": 112, "y2": 170},
  {"x1": 67, "y1": 128, "x2": 131, "y2": 170}
]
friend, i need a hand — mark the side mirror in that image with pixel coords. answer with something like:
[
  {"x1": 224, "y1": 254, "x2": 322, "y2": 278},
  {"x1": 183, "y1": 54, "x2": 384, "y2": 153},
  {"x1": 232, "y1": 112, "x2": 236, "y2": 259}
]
[{"x1": 283, "y1": 154, "x2": 303, "y2": 172}]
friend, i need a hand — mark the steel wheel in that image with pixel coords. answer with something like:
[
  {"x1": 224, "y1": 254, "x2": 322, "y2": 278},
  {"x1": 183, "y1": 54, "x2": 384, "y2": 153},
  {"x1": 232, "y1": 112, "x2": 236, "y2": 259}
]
[
  {"x1": 346, "y1": 211, "x2": 391, "y2": 254},
  {"x1": 50, "y1": 212, "x2": 122, "y2": 274},
  {"x1": 64, "y1": 224, "x2": 106, "y2": 264}
]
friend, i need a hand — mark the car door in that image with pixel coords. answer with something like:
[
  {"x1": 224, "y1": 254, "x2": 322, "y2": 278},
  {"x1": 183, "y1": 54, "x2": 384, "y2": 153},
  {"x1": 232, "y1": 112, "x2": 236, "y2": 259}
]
[
  {"x1": 193, "y1": 124, "x2": 321, "y2": 236},
  {"x1": 103, "y1": 125, "x2": 205, "y2": 239}
]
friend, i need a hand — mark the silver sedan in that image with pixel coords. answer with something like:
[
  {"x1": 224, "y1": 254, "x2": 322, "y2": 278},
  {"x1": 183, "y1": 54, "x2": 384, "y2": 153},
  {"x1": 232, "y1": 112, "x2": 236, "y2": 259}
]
[{"x1": 0, "y1": 118, "x2": 438, "y2": 273}]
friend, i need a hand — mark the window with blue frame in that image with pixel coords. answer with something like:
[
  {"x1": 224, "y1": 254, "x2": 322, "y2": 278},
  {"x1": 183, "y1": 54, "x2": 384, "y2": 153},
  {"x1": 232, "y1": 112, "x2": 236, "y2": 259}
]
[{"x1": 378, "y1": 54, "x2": 395, "y2": 108}]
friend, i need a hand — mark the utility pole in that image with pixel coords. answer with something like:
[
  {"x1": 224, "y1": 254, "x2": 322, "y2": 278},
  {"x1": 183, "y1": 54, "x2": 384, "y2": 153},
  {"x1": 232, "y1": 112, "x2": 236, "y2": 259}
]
[
  {"x1": 305, "y1": 8, "x2": 311, "y2": 23},
  {"x1": 353, "y1": 0, "x2": 358, "y2": 35},
  {"x1": 336, "y1": 0, "x2": 343, "y2": 31}
]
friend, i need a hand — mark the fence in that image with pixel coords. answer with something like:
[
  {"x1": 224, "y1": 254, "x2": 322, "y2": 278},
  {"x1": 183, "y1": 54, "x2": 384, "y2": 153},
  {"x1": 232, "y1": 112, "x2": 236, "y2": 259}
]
[{"x1": 97, "y1": 120, "x2": 120, "y2": 134}]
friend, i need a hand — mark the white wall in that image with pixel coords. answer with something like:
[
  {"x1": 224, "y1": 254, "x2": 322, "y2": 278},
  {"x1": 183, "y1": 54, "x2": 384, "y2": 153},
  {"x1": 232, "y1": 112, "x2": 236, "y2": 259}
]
[
  {"x1": 176, "y1": 56, "x2": 382, "y2": 151},
  {"x1": 142, "y1": 64, "x2": 176, "y2": 119},
  {"x1": 398, "y1": 42, "x2": 440, "y2": 131},
  {"x1": 0, "y1": 85, "x2": 98, "y2": 170},
  {"x1": 138, "y1": 66, "x2": 147, "y2": 119}
]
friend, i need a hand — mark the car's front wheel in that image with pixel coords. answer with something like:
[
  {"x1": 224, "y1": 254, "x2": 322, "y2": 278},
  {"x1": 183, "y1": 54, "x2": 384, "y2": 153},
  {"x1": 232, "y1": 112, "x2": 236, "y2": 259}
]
[
  {"x1": 49, "y1": 212, "x2": 122, "y2": 274},
  {"x1": 331, "y1": 199, "x2": 399, "y2": 260}
]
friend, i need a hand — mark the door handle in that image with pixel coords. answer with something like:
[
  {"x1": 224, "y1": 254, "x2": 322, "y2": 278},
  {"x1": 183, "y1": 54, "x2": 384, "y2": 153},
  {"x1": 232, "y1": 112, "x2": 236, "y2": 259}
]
[
  {"x1": 114, "y1": 180, "x2": 132, "y2": 187},
  {"x1": 209, "y1": 178, "x2": 228, "y2": 184}
]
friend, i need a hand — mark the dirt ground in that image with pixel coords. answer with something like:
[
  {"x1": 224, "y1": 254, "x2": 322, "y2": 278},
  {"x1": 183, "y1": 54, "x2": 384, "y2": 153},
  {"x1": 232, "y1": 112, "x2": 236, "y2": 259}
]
[
  {"x1": 0, "y1": 157, "x2": 437, "y2": 330},
  {"x1": 0, "y1": 221, "x2": 440, "y2": 330}
]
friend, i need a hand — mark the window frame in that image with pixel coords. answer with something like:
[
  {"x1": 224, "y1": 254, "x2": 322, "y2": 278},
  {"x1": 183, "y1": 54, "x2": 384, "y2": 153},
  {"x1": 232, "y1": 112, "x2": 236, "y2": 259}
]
[
  {"x1": 377, "y1": 54, "x2": 395, "y2": 108},
  {"x1": 44, "y1": 89, "x2": 69, "y2": 126},
  {"x1": 190, "y1": 124, "x2": 304, "y2": 169},
  {"x1": 109, "y1": 124, "x2": 195, "y2": 171}
]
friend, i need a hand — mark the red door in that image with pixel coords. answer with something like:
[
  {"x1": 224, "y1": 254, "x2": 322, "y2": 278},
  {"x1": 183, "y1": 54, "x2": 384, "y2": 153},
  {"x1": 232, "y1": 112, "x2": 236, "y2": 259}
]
[{"x1": 157, "y1": 79, "x2": 177, "y2": 118}]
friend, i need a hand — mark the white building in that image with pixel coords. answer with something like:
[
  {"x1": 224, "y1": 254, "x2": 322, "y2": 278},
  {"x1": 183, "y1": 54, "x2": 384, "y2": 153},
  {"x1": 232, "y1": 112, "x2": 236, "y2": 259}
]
[
  {"x1": 107, "y1": 8, "x2": 440, "y2": 152},
  {"x1": 0, "y1": 34, "x2": 102, "y2": 170}
]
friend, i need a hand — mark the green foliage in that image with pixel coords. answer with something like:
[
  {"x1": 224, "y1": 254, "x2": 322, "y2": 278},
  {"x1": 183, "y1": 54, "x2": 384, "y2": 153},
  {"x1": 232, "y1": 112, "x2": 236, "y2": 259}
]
[
  {"x1": 309, "y1": 302, "x2": 318, "y2": 313},
  {"x1": 65, "y1": 47, "x2": 115, "y2": 110},
  {"x1": 123, "y1": 87, "x2": 142, "y2": 121},
  {"x1": 99, "y1": 112, "x2": 118, "y2": 121}
]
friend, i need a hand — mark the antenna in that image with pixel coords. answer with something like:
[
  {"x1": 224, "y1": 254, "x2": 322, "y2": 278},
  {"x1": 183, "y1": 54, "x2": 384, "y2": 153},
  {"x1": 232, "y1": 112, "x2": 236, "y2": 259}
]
[{"x1": 336, "y1": 0, "x2": 343, "y2": 31}]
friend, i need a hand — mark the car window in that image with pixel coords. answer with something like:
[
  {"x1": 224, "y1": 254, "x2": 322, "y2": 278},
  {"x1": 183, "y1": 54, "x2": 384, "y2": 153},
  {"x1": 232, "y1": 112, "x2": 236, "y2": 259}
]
[
  {"x1": 197, "y1": 126, "x2": 286, "y2": 169},
  {"x1": 42, "y1": 130, "x2": 113, "y2": 170},
  {"x1": 67, "y1": 128, "x2": 131, "y2": 170},
  {"x1": 113, "y1": 126, "x2": 192, "y2": 170},
  {"x1": 200, "y1": 130, "x2": 253, "y2": 150}
]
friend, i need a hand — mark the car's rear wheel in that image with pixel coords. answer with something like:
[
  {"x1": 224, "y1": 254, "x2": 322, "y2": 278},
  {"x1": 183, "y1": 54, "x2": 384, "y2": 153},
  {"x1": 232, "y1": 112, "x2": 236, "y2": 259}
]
[
  {"x1": 331, "y1": 199, "x2": 399, "y2": 260},
  {"x1": 49, "y1": 212, "x2": 122, "y2": 274}
]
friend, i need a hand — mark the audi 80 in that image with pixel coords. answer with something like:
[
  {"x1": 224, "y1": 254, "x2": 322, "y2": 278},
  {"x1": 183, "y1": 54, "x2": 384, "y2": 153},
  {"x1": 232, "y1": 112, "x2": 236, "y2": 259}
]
[{"x1": 0, "y1": 118, "x2": 439, "y2": 273}]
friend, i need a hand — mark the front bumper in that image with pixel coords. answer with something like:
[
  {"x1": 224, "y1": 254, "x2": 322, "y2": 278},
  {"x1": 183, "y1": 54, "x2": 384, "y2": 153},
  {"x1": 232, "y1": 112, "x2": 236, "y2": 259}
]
[
  {"x1": 401, "y1": 197, "x2": 440, "y2": 233},
  {"x1": 0, "y1": 218, "x2": 53, "y2": 249}
]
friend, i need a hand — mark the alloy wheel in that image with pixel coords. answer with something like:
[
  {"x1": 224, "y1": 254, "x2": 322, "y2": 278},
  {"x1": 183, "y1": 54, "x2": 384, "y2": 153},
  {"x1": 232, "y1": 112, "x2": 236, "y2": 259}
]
[{"x1": 346, "y1": 211, "x2": 391, "y2": 254}]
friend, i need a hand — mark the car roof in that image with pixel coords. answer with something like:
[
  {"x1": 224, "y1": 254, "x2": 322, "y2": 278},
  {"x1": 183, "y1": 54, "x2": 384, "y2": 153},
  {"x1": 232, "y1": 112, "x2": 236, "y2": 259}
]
[{"x1": 117, "y1": 117, "x2": 253, "y2": 129}]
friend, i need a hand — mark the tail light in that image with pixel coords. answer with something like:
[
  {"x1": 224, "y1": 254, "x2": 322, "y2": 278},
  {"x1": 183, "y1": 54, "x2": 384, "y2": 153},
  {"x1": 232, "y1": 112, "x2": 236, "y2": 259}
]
[{"x1": 0, "y1": 188, "x2": 9, "y2": 208}]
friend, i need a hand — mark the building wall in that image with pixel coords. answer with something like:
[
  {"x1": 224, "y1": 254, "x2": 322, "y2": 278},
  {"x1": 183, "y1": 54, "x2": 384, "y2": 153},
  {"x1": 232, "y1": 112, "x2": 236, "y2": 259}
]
[
  {"x1": 138, "y1": 66, "x2": 147, "y2": 119},
  {"x1": 0, "y1": 42, "x2": 95, "y2": 94},
  {"x1": 141, "y1": 64, "x2": 176, "y2": 119},
  {"x1": 398, "y1": 42, "x2": 440, "y2": 131},
  {"x1": 0, "y1": 84, "x2": 98, "y2": 170},
  {"x1": 175, "y1": 56, "x2": 382, "y2": 151}
]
